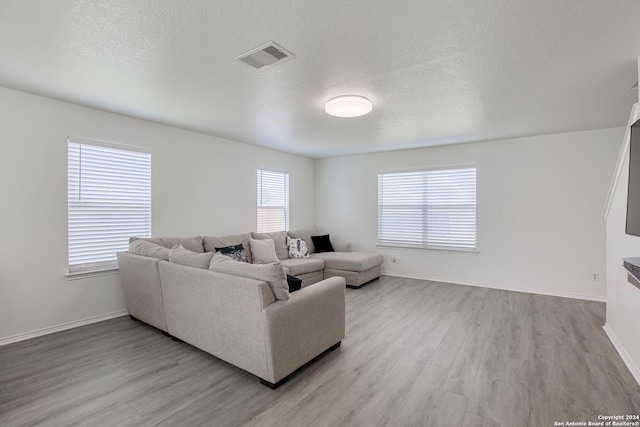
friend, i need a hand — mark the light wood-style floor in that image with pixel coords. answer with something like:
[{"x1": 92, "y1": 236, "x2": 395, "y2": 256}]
[{"x1": 1, "y1": 276, "x2": 639, "y2": 426}]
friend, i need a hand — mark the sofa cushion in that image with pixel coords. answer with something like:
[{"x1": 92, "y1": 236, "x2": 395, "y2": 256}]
[
  {"x1": 128, "y1": 239, "x2": 171, "y2": 260},
  {"x1": 287, "y1": 237, "x2": 310, "y2": 259},
  {"x1": 203, "y1": 233, "x2": 253, "y2": 263},
  {"x1": 209, "y1": 253, "x2": 289, "y2": 300},
  {"x1": 131, "y1": 236, "x2": 204, "y2": 253},
  {"x1": 287, "y1": 226, "x2": 320, "y2": 254},
  {"x1": 310, "y1": 252, "x2": 384, "y2": 272},
  {"x1": 250, "y1": 238, "x2": 280, "y2": 264},
  {"x1": 251, "y1": 231, "x2": 289, "y2": 260},
  {"x1": 169, "y1": 245, "x2": 214, "y2": 269},
  {"x1": 280, "y1": 257, "x2": 325, "y2": 276},
  {"x1": 215, "y1": 244, "x2": 248, "y2": 263},
  {"x1": 311, "y1": 234, "x2": 334, "y2": 253}
]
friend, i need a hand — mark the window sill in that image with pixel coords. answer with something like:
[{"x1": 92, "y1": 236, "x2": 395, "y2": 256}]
[
  {"x1": 376, "y1": 243, "x2": 479, "y2": 255},
  {"x1": 66, "y1": 267, "x2": 120, "y2": 280}
]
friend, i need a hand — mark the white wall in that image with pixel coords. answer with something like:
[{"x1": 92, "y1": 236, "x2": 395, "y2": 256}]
[
  {"x1": 603, "y1": 103, "x2": 640, "y2": 384},
  {"x1": 0, "y1": 87, "x2": 316, "y2": 344},
  {"x1": 0, "y1": 83, "x2": 626, "y2": 345},
  {"x1": 316, "y1": 128, "x2": 622, "y2": 300}
]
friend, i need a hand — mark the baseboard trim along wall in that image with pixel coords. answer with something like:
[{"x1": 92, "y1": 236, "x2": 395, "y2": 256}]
[
  {"x1": 380, "y1": 272, "x2": 606, "y2": 302},
  {"x1": 0, "y1": 310, "x2": 129, "y2": 347},
  {"x1": 603, "y1": 323, "x2": 640, "y2": 386}
]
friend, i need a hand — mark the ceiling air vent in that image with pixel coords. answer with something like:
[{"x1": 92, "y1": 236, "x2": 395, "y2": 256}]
[{"x1": 235, "y1": 41, "x2": 293, "y2": 69}]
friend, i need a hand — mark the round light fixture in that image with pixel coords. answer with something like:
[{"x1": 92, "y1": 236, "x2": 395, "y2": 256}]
[{"x1": 325, "y1": 95, "x2": 373, "y2": 118}]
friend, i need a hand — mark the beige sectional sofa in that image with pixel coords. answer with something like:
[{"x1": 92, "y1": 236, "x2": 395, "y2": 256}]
[{"x1": 116, "y1": 227, "x2": 383, "y2": 388}]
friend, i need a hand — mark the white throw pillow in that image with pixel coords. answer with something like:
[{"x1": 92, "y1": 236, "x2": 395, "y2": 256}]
[
  {"x1": 250, "y1": 238, "x2": 280, "y2": 264},
  {"x1": 209, "y1": 253, "x2": 289, "y2": 300},
  {"x1": 287, "y1": 236, "x2": 310, "y2": 259}
]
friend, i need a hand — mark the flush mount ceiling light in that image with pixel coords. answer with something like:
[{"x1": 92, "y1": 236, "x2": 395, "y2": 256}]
[{"x1": 325, "y1": 95, "x2": 373, "y2": 118}]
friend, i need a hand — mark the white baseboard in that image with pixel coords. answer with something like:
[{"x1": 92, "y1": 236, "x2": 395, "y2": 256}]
[
  {"x1": 0, "y1": 310, "x2": 129, "y2": 347},
  {"x1": 603, "y1": 323, "x2": 640, "y2": 386},
  {"x1": 381, "y1": 271, "x2": 606, "y2": 302}
]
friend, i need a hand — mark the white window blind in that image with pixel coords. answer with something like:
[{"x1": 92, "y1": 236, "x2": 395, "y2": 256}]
[
  {"x1": 68, "y1": 138, "x2": 151, "y2": 274},
  {"x1": 378, "y1": 167, "x2": 477, "y2": 251},
  {"x1": 257, "y1": 169, "x2": 289, "y2": 233}
]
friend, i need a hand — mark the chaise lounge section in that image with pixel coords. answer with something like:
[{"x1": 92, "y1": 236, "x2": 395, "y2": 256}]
[{"x1": 265, "y1": 226, "x2": 384, "y2": 288}]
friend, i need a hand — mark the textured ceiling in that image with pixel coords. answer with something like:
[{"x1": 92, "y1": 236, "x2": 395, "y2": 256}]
[{"x1": 1, "y1": 0, "x2": 639, "y2": 158}]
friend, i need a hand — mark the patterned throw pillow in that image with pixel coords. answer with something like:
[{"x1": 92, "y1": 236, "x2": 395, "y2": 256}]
[
  {"x1": 215, "y1": 244, "x2": 248, "y2": 263},
  {"x1": 287, "y1": 237, "x2": 310, "y2": 259}
]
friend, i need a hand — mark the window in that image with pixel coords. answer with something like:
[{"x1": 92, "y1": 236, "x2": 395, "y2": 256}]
[
  {"x1": 377, "y1": 167, "x2": 477, "y2": 251},
  {"x1": 257, "y1": 169, "x2": 289, "y2": 233},
  {"x1": 68, "y1": 138, "x2": 151, "y2": 274}
]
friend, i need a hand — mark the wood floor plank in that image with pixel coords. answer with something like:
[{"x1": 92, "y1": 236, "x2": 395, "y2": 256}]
[
  {"x1": 1, "y1": 275, "x2": 639, "y2": 427},
  {"x1": 443, "y1": 327, "x2": 489, "y2": 397},
  {"x1": 426, "y1": 391, "x2": 470, "y2": 427},
  {"x1": 463, "y1": 412, "x2": 501, "y2": 427},
  {"x1": 47, "y1": 401, "x2": 139, "y2": 427},
  {"x1": 584, "y1": 352, "x2": 640, "y2": 415},
  {"x1": 428, "y1": 314, "x2": 473, "y2": 370},
  {"x1": 379, "y1": 363, "x2": 449, "y2": 426}
]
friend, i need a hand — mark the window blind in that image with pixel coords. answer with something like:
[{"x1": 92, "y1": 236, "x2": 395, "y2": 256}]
[
  {"x1": 378, "y1": 167, "x2": 477, "y2": 251},
  {"x1": 68, "y1": 138, "x2": 151, "y2": 274},
  {"x1": 257, "y1": 169, "x2": 289, "y2": 233}
]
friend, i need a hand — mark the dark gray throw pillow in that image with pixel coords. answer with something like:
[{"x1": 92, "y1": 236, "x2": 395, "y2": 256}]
[
  {"x1": 215, "y1": 244, "x2": 248, "y2": 263},
  {"x1": 311, "y1": 234, "x2": 334, "y2": 253},
  {"x1": 286, "y1": 274, "x2": 302, "y2": 293}
]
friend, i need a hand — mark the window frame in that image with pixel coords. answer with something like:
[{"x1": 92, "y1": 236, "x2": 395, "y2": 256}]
[
  {"x1": 377, "y1": 165, "x2": 478, "y2": 253},
  {"x1": 256, "y1": 169, "x2": 290, "y2": 233},
  {"x1": 67, "y1": 137, "x2": 152, "y2": 276}
]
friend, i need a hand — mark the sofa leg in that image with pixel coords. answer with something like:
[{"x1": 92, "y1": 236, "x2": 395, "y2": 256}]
[
  {"x1": 129, "y1": 314, "x2": 139, "y2": 321},
  {"x1": 170, "y1": 335, "x2": 185, "y2": 343},
  {"x1": 346, "y1": 276, "x2": 380, "y2": 289},
  {"x1": 329, "y1": 341, "x2": 341, "y2": 351},
  {"x1": 260, "y1": 377, "x2": 288, "y2": 389}
]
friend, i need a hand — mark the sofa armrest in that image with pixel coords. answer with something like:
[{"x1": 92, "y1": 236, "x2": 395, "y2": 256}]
[
  {"x1": 263, "y1": 276, "x2": 346, "y2": 383},
  {"x1": 159, "y1": 261, "x2": 277, "y2": 380},
  {"x1": 116, "y1": 252, "x2": 168, "y2": 332},
  {"x1": 331, "y1": 240, "x2": 351, "y2": 252}
]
